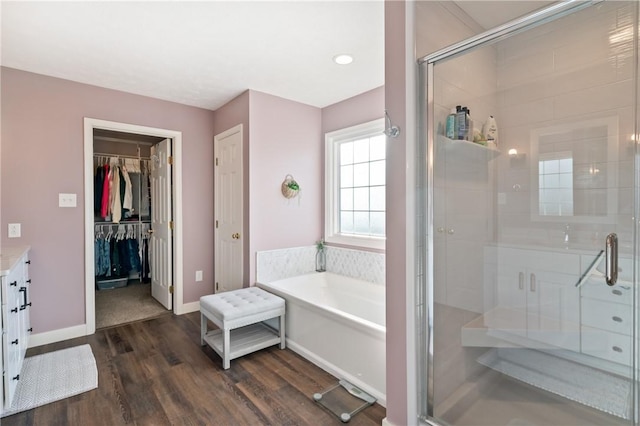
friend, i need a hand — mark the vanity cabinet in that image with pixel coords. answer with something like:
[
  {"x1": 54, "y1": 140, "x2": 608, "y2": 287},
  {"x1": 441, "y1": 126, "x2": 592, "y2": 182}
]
[
  {"x1": 0, "y1": 247, "x2": 31, "y2": 414},
  {"x1": 484, "y1": 246, "x2": 581, "y2": 351}
]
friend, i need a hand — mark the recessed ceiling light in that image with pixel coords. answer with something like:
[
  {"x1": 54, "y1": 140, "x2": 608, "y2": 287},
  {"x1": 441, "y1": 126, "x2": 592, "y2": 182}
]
[{"x1": 333, "y1": 54, "x2": 354, "y2": 65}]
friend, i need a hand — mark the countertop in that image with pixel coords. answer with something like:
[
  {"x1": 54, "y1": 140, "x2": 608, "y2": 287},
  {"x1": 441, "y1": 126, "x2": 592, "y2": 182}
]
[{"x1": 0, "y1": 246, "x2": 30, "y2": 276}]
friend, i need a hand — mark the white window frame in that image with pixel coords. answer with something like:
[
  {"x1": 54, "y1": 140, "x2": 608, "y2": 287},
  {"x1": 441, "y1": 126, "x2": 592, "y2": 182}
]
[{"x1": 324, "y1": 118, "x2": 386, "y2": 250}]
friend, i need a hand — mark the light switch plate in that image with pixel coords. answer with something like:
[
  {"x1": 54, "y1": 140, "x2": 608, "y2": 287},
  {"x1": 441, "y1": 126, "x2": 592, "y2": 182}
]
[
  {"x1": 8, "y1": 223, "x2": 21, "y2": 238},
  {"x1": 195, "y1": 270, "x2": 203, "y2": 282},
  {"x1": 59, "y1": 193, "x2": 77, "y2": 207}
]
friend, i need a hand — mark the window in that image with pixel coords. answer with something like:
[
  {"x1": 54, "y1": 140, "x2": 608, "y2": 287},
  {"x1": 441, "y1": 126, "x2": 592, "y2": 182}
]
[
  {"x1": 325, "y1": 118, "x2": 385, "y2": 249},
  {"x1": 538, "y1": 152, "x2": 574, "y2": 216}
]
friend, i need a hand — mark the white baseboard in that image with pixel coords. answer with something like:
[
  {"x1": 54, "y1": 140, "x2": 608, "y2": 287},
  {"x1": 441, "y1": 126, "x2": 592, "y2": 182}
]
[
  {"x1": 382, "y1": 418, "x2": 394, "y2": 426},
  {"x1": 177, "y1": 300, "x2": 200, "y2": 315},
  {"x1": 28, "y1": 324, "x2": 88, "y2": 348}
]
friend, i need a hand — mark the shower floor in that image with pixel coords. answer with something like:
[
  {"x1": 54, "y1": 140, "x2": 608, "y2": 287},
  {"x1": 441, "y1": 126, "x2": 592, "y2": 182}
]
[{"x1": 439, "y1": 373, "x2": 624, "y2": 426}]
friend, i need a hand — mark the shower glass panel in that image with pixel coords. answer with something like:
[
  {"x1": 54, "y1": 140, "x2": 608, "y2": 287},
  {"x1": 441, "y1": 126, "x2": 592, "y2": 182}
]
[{"x1": 421, "y1": 2, "x2": 638, "y2": 425}]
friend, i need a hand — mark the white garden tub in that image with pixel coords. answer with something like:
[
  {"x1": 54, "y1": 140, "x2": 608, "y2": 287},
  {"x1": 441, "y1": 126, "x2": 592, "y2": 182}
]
[{"x1": 257, "y1": 272, "x2": 386, "y2": 406}]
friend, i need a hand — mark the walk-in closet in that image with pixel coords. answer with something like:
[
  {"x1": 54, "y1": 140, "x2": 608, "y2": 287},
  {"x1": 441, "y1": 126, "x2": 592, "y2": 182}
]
[{"x1": 93, "y1": 129, "x2": 169, "y2": 329}]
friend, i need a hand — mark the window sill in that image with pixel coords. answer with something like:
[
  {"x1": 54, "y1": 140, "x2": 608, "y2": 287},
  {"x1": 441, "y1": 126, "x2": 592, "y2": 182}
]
[{"x1": 325, "y1": 234, "x2": 385, "y2": 251}]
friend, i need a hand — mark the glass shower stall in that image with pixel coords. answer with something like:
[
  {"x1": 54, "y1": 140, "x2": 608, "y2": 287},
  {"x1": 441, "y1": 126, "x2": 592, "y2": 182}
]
[{"x1": 417, "y1": 1, "x2": 639, "y2": 424}]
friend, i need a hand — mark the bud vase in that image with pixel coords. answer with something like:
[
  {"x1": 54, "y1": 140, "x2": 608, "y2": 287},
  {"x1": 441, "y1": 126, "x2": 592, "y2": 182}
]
[{"x1": 316, "y1": 249, "x2": 326, "y2": 272}]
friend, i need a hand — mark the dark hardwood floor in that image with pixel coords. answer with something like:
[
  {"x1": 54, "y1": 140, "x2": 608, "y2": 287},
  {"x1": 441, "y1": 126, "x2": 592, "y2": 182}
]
[{"x1": 3, "y1": 312, "x2": 386, "y2": 425}]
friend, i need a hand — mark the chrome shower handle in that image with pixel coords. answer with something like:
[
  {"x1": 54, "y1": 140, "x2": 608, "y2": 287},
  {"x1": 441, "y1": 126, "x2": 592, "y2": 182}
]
[{"x1": 605, "y1": 233, "x2": 618, "y2": 286}]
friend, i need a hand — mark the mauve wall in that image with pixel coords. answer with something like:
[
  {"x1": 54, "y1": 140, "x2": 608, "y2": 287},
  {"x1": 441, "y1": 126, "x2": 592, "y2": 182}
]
[
  {"x1": 321, "y1": 86, "x2": 385, "y2": 134},
  {"x1": 248, "y1": 91, "x2": 322, "y2": 283},
  {"x1": 1, "y1": 67, "x2": 216, "y2": 333},
  {"x1": 211, "y1": 91, "x2": 251, "y2": 285},
  {"x1": 385, "y1": 1, "x2": 410, "y2": 424}
]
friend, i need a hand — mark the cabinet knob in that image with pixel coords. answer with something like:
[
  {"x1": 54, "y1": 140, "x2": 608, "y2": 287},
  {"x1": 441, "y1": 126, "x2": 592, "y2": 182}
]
[
  {"x1": 612, "y1": 316, "x2": 623, "y2": 323},
  {"x1": 12, "y1": 374, "x2": 19, "y2": 381},
  {"x1": 9, "y1": 281, "x2": 17, "y2": 287},
  {"x1": 28, "y1": 328, "x2": 33, "y2": 333},
  {"x1": 612, "y1": 289, "x2": 622, "y2": 296},
  {"x1": 26, "y1": 279, "x2": 32, "y2": 284},
  {"x1": 10, "y1": 308, "x2": 17, "y2": 313},
  {"x1": 25, "y1": 260, "x2": 31, "y2": 265},
  {"x1": 11, "y1": 339, "x2": 18, "y2": 345},
  {"x1": 612, "y1": 346, "x2": 623, "y2": 353},
  {"x1": 447, "y1": 228, "x2": 455, "y2": 235}
]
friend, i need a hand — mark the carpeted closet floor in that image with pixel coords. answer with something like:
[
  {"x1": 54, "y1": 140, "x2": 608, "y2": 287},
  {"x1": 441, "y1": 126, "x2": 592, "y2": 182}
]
[{"x1": 95, "y1": 282, "x2": 170, "y2": 329}]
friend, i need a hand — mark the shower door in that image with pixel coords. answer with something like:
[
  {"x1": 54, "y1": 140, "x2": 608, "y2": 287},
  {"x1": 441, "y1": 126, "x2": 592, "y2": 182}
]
[{"x1": 420, "y1": 1, "x2": 638, "y2": 425}]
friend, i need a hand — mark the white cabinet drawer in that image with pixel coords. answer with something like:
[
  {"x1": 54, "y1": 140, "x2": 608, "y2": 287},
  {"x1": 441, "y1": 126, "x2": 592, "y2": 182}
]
[
  {"x1": 581, "y1": 298, "x2": 632, "y2": 336},
  {"x1": 581, "y1": 280, "x2": 632, "y2": 306},
  {"x1": 581, "y1": 326, "x2": 634, "y2": 367}
]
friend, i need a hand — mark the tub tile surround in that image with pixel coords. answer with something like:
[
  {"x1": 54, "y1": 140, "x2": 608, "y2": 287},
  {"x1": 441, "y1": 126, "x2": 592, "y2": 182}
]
[{"x1": 256, "y1": 245, "x2": 385, "y2": 285}]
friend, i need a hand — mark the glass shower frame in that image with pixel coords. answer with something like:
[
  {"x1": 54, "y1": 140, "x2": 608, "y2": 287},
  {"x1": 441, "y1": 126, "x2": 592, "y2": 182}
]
[{"x1": 416, "y1": 0, "x2": 639, "y2": 424}]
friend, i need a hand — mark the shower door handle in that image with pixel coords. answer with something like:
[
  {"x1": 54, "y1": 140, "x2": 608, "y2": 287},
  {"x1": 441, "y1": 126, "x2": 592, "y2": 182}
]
[{"x1": 605, "y1": 233, "x2": 618, "y2": 286}]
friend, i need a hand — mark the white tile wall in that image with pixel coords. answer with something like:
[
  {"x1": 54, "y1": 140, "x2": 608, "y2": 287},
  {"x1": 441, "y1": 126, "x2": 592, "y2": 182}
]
[
  {"x1": 255, "y1": 246, "x2": 316, "y2": 283},
  {"x1": 255, "y1": 245, "x2": 385, "y2": 285}
]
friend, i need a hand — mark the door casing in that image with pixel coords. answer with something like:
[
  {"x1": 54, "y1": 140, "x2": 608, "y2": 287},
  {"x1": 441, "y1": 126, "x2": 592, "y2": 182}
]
[{"x1": 83, "y1": 118, "x2": 185, "y2": 336}]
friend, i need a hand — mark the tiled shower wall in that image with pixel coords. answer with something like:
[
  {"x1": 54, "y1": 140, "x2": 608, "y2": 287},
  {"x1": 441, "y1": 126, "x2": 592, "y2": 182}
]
[
  {"x1": 495, "y1": 1, "x2": 636, "y2": 251},
  {"x1": 255, "y1": 245, "x2": 385, "y2": 285}
]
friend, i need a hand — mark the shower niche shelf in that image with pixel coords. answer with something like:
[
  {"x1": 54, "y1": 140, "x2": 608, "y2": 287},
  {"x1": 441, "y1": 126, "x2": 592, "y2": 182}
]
[{"x1": 437, "y1": 135, "x2": 500, "y2": 161}]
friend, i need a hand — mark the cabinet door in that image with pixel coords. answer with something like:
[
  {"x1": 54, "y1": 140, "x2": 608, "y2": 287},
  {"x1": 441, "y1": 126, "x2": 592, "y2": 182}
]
[
  {"x1": 18, "y1": 254, "x2": 30, "y2": 361},
  {"x1": 526, "y1": 270, "x2": 580, "y2": 351},
  {"x1": 492, "y1": 263, "x2": 527, "y2": 337},
  {"x1": 4, "y1": 269, "x2": 22, "y2": 408}
]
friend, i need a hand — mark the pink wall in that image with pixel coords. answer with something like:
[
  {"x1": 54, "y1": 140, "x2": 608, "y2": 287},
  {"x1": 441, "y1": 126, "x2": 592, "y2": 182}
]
[
  {"x1": 211, "y1": 91, "x2": 251, "y2": 285},
  {"x1": 321, "y1": 86, "x2": 385, "y2": 135},
  {"x1": 1, "y1": 67, "x2": 216, "y2": 333},
  {"x1": 385, "y1": 1, "x2": 410, "y2": 424},
  {"x1": 248, "y1": 91, "x2": 322, "y2": 283}
]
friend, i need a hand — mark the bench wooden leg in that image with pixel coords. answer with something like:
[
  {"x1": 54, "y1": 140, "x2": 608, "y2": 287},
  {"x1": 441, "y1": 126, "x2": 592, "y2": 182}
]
[
  {"x1": 279, "y1": 313, "x2": 286, "y2": 349},
  {"x1": 200, "y1": 313, "x2": 207, "y2": 346},
  {"x1": 223, "y1": 328, "x2": 231, "y2": 369}
]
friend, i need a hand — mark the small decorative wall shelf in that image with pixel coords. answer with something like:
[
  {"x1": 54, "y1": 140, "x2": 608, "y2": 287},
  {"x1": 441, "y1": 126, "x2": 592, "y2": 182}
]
[{"x1": 281, "y1": 174, "x2": 300, "y2": 199}]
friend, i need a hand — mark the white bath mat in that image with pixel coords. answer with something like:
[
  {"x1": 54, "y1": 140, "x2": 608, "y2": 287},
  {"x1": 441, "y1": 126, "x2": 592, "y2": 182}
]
[
  {"x1": 478, "y1": 348, "x2": 633, "y2": 420},
  {"x1": 2, "y1": 344, "x2": 98, "y2": 417}
]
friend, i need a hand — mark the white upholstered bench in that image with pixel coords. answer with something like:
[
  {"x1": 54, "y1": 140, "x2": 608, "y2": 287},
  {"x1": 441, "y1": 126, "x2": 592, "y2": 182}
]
[{"x1": 200, "y1": 287, "x2": 285, "y2": 369}]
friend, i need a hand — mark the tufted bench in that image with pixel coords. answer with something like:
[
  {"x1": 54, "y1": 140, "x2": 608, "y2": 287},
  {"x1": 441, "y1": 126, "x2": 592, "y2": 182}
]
[{"x1": 200, "y1": 287, "x2": 285, "y2": 369}]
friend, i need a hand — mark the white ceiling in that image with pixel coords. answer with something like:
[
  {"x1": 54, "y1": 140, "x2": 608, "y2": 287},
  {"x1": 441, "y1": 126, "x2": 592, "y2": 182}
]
[
  {"x1": 1, "y1": 1, "x2": 555, "y2": 112},
  {"x1": 1, "y1": 1, "x2": 385, "y2": 110}
]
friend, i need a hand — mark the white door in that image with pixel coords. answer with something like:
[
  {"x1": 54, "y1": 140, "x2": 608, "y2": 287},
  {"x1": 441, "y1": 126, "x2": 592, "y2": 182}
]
[
  {"x1": 214, "y1": 125, "x2": 243, "y2": 293},
  {"x1": 150, "y1": 139, "x2": 173, "y2": 309}
]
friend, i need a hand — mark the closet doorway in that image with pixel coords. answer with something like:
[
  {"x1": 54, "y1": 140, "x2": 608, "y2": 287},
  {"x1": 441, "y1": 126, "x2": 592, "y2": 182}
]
[{"x1": 83, "y1": 118, "x2": 184, "y2": 334}]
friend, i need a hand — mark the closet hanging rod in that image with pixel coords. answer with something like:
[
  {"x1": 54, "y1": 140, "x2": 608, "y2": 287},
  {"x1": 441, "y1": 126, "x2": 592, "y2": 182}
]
[{"x1": 93, "y1": 152, "x2": 151, "y2": 160}]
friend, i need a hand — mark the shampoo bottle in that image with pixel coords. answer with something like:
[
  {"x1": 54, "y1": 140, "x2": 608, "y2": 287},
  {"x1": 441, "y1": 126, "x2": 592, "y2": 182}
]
[
  {"x1": 483, "y1": 116, "x2": 498, "y2": 148},
  {"x1": 456, "y1": 106, "x2": 467, "y2": 140},
  {"x1": 466, "y1": 109, "x2": 474, "y2": 142},
  {"x1": 445, "y1": 107, "x2": 457, "y2": 139}
]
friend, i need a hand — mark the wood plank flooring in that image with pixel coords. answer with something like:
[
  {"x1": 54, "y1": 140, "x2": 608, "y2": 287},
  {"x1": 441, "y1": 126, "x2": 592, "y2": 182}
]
[{"x1": 3, "y1": 312, "x2": 386, "y2": 425}]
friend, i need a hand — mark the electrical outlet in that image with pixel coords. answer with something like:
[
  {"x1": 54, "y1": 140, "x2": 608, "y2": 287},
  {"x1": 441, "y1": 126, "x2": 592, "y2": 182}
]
[
  {"x1": 195, "y1": 270, "x2": 203, "y2": 282},
  {"x1": 59, "y1": 193, "x2": 77, "y2": 208},
  {"x1": 8, "y1": 223, "x2": 21, "y2": 238}
]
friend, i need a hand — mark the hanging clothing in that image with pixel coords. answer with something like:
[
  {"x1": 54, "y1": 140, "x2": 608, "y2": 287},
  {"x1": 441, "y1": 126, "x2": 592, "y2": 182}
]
[
  {"x1": 100, "y1": 164, "x2": 110, "y2": 219},
  {"x1": 122, "y1": 166, "x2": 133, "y2": 212},
  {"x1": 94, "y1": 165, "x2": 105, "y2": 215},
  {"x1": 111, "y1": 165, "x2": 122, "y2": 223}
]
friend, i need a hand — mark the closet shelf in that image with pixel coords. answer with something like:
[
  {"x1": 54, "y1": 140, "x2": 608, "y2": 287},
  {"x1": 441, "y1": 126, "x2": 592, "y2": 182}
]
[{"x1": 95, "y1": 220, "x2": 151, "y2": 226}]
